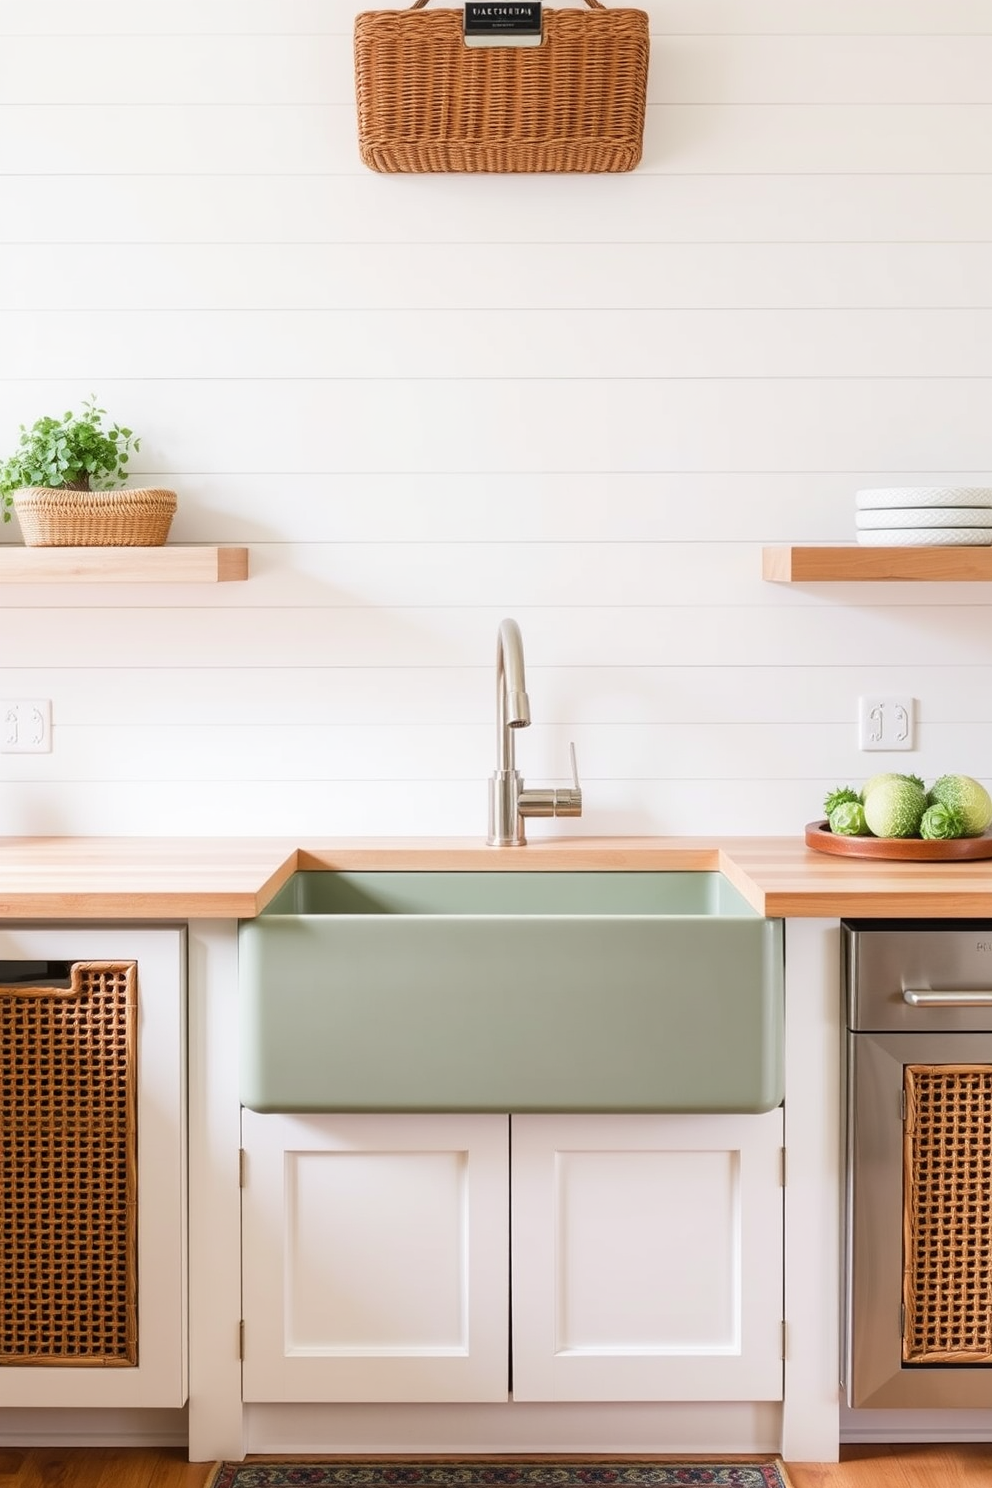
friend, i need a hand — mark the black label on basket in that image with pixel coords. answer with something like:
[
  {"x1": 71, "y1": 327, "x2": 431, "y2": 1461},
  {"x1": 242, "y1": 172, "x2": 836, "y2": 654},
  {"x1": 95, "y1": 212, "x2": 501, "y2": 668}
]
[{"x1": 464, "y1": 2, "x2": 542, "y2": 46}]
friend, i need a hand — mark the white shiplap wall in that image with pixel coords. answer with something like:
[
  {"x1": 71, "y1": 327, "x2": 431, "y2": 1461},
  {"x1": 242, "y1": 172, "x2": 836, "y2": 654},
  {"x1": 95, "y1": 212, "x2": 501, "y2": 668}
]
[{"x1": 1, "y1": 0, "x2": 991, "y2": 837}]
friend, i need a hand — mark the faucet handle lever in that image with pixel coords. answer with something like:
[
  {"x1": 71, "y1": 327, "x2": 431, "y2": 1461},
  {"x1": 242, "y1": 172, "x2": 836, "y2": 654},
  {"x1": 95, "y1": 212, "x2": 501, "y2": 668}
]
[{"x1": 553, "y1": 742, "x2": 582, "y2": 818}]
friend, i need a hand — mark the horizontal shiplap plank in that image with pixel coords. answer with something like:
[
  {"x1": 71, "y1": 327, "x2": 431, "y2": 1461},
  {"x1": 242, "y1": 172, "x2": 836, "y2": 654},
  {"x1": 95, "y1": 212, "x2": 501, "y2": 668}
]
[
  {"x1": 3, "y1": 605, "x2": 992, "y2": 669},
  {"x1": 6, "y1": 664, "x2": 992, "y2": 727},
  {"x1": 2, "y1": 378, "x2": 990, "y2": 473},
  {"x1": 5, "y1": 35, "x2": 992, "y2": 105},
  {"x1": 5, "y1": 244, "x2": 992, "y2": 310},
  {"x1": 6, "y1": 309, "x2": 992, "y2": 380},
  {"x1": 0, "y1": 0, "x2": 989, "y2": 34},
  {"x1": 10, "y1": 472, "x2": 990, "y2": 548},
  {"x1": 2, "y1": 719, "x2": 984, "y2": 787},
  {"x1": 1, "y1": 773, "x2": 989, "y2": 839},
  {"x1": 3, "y1": 105, "x2": 992, "y2": 175},
  {"x1": 121, "y1": 472, "x2": 992, "y2": 546},
  {"x1": 3, "y1": 174, "x2": 991, "y2": 244}
]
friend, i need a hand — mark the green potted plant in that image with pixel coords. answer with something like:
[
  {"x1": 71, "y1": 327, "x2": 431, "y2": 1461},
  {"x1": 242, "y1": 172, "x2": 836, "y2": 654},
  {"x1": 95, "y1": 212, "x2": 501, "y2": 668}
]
[{"x1": 0, "y1": 397, "x2": 177, "y2": 546}]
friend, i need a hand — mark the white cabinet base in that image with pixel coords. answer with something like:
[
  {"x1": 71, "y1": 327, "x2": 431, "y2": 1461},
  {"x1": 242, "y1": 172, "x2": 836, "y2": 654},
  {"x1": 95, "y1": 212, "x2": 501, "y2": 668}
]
[{"x1": 241, "y1": 1109, "x2": 783, "y2": 1412}]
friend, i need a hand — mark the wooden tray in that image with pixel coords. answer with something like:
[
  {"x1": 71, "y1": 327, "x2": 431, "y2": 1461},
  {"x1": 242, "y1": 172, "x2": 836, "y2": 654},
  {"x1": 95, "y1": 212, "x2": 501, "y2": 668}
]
[{"x1": 805, "y1": 820, "x2": 992, "y2": 861}]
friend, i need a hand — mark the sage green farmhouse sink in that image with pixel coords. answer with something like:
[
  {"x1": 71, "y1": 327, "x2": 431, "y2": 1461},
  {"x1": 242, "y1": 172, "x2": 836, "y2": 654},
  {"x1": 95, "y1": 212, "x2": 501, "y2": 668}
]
[{"x1": 238, "y1": 872, "x2": 783, "y2": 1115}]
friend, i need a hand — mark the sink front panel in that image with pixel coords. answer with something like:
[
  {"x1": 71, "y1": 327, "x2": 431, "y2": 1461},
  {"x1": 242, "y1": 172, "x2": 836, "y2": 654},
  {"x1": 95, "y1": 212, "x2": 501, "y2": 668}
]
[{"x1": 239, "y1": 872, "x2": 783, "y2": 1115}]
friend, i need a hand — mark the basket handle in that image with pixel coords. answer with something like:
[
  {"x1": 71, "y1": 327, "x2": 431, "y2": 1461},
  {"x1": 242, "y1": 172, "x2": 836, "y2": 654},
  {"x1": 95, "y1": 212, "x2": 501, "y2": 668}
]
[
  {"x1": 409, "y1": 0, "x2": 606, "y2": 7},
  {"x1": 0, "y1": 961, "x2": 133, "y2": 999}
]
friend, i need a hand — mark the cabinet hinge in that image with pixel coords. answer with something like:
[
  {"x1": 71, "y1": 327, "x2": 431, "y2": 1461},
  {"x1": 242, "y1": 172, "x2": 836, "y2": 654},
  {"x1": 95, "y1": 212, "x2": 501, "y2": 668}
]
[
  {"x1": 238, "y1": 1320, "x2": 245, "y2": 1360},
  {"x1": 239, "y1": 1148, "x2": 247, "y2": 1187},
  {"x1": 780, "y1": 1147, "x2": 786, "y2": 1187},
  {"x1": 782, "y1": 1320, "x2": 788, "y2": 1360},
  {"x1": 901, "y1": 1089, "x2": 907, "y2": 1123}
]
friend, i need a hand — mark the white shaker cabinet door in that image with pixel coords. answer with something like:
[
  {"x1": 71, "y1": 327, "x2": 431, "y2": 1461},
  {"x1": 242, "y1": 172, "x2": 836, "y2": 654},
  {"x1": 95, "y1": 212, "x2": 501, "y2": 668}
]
[
  {"x1": 511, "y1": 1111, "x2": 784, "y2": 1402},
  {"x1": 241, "y1": 1111, "x2": 509, "y2": 1403}
]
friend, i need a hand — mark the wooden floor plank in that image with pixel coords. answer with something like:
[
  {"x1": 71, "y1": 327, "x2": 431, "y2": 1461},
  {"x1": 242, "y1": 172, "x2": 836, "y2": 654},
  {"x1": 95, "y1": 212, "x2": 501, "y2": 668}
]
[
  {"x1": 0, "y1": 1448, "x2": 214, "y2": 1488},
  {"x1": 788, "y1": 1444, "x2": 992, "y2": 1488}
]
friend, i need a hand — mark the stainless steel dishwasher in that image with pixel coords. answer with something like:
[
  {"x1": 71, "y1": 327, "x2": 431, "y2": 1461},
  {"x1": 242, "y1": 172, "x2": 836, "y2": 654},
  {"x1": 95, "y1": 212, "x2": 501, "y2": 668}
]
[{"x1": 843, "y1": 919, "x2": 992, "y2": 1409}]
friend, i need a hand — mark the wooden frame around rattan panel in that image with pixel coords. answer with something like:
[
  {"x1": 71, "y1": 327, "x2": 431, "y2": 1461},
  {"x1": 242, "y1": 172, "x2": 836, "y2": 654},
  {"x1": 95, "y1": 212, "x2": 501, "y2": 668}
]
[
  {"x1": 0, "y1": 962, "x2": 138, "y2": 1367},
  {"x1": 902, "y1": 1062, "x2": 992, "y2": 1366}
]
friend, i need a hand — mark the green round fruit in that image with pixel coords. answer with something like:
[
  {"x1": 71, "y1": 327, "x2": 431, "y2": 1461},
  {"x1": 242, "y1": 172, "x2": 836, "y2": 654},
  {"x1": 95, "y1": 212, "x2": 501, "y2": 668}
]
[
  {"x1": 824, "y1": 786, "x2": 861, "y2": 816},
  {"x1": 927, "y1": 775, "x2": 992, "y2": 837},
  {"x1": 828, "y1": 801, "x2": 870, "y2": 837},
  {"x1": 919, "y1": 802, "x2": 966, "y2": 841},
  {"x1": 862, "y1": 777, "x2": 927, "y2": 838}
]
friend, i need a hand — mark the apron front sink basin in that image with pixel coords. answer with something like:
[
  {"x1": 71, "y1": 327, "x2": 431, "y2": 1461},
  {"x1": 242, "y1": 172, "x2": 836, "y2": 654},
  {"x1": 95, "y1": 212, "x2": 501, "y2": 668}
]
[{"x1": 238, "y1": 871, "x2": 783, "y2": 1114}]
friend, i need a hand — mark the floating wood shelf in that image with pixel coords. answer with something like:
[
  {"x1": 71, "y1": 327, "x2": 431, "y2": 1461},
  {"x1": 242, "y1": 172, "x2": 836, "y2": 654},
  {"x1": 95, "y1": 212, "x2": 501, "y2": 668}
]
[
  {"x1": 0, "y1": 545, "x2": 249, "y2": 583},
  {"x1": 763, "y1": 545, "x2": 992, "y2": 583}
]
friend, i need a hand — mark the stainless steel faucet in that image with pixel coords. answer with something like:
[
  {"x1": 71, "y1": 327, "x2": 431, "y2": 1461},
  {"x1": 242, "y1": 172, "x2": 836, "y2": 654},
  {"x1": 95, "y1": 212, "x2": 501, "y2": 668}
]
[{"x1": 487, "y1": 617, "x2": 582, "y2": 846}]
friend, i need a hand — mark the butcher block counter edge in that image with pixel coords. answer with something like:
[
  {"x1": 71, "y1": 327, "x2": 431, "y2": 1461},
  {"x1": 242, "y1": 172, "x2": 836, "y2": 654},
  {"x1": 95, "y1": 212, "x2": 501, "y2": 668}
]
[{"x1": 1, "y1": 834, "x2": 992, "y2": 919}]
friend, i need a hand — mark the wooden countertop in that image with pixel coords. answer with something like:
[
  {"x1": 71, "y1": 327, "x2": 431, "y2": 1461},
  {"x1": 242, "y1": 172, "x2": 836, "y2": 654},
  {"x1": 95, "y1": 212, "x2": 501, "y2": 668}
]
[{"x1": 1, "y1": 833, "x2": 992, "y2": 919}]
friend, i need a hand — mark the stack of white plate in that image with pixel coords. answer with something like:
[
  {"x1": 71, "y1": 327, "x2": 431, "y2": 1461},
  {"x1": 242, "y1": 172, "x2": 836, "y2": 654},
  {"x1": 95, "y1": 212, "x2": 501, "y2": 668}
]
[{"x1": 856, "y1": 487, "x2": 992, "y2": 545}]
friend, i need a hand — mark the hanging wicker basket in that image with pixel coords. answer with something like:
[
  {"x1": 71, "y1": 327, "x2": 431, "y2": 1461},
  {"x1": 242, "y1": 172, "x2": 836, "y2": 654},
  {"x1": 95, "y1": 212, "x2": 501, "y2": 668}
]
[
  {"x1": 13, "y1": 486, "x2": 178, "y2": 547},
  {"x1": 354, "y1": 0, "x2": 650, "y2": 174}
]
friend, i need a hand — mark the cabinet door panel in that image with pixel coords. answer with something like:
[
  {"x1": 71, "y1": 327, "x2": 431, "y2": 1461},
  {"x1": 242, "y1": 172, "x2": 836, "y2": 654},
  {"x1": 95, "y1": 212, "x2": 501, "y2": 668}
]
[
  {"x1": 241, "y1": 1112, "x2": 509, "y2": 1403},
  {"x1": 511, "y1": 1111, "x2": 783, "y2": 1402}
]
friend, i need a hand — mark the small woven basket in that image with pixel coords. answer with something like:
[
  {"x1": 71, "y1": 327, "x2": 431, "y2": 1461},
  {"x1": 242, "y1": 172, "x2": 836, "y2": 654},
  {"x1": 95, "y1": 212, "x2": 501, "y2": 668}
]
[
  {"x1": 355, "y1": 0, "x2": 650, "y2": 173},
  {"x1": 13, "y1": 486, "x2": 177, "y2": 547}
]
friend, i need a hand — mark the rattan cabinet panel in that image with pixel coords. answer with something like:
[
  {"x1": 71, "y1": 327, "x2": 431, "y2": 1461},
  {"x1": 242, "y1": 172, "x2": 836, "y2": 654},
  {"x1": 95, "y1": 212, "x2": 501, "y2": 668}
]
[
  {"x1": 0, "y1": 962, "x2": 137, "y2": 1367},
  {"x1": 903, "y1": 1064, "x2": 992, "y2": 1366},
  {"x1": 0, "y1": 927, "x2": 186, "y2": 1410}
]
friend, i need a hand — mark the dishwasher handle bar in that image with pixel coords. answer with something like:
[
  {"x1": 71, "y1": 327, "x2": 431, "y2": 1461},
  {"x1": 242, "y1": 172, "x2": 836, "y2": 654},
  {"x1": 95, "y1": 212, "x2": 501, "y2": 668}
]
[{"x1": 904, "y1": 988, "x2": 992, "y2": 1007}]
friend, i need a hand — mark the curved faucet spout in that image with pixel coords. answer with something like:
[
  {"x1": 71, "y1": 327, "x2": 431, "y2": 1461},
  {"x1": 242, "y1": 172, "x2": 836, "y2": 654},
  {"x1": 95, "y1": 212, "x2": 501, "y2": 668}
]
[
  {"x1": 496, "y1": 617, "x2": 531, "y2": 775},
  {"x1": 488, "y1": 617, "x2": 582, "y2": 847}
]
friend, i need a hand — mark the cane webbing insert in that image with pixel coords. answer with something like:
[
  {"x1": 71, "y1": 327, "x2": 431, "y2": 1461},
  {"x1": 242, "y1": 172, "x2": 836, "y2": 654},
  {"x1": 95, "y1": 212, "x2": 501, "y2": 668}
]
[
  {"x1": 903, "y1": 1063, "x2": 992, "y2": 1365},
  {"x1": 0, "y1": 962, "x2": 137, "y2": 1366}
]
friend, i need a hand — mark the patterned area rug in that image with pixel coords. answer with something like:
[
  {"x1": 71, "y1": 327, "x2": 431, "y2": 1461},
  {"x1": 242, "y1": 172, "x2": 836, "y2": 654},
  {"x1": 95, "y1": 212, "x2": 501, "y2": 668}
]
[{"x1": 205, "y1": 1461, "x2": 792, "y2": 1488}]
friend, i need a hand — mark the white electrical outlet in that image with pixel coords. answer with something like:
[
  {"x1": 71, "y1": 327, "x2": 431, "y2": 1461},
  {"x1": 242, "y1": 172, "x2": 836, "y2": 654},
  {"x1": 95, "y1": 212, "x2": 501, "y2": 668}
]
[
  {"x1": 0, "y1": 699, "x2": 52, "y2": 753},
  {"x1": 858, "y1": 695, "x2": 915, "y2": 752}
]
